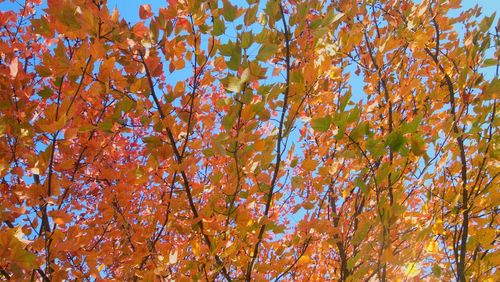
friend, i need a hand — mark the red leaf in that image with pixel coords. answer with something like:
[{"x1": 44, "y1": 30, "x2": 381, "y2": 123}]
[{"x1": 139, "y1": 4, "x2": 153, "y2": 19}]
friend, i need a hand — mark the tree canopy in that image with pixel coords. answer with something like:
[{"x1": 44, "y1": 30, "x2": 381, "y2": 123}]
[{"x1": 0, "y1": 0, "x2": 498, "y2": 281}]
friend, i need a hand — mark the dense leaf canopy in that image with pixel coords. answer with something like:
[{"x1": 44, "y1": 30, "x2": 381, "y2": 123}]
[{"x1": 0, "y1": 0, "x2": 498, "y2": 281}]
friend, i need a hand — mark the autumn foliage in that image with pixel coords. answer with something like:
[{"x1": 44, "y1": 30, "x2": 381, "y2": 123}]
[{"x1": 0, "y1": 0, "x2": 499, "y2": 281}]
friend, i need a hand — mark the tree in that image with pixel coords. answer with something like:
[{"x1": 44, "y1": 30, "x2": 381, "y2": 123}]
[{"x1": 0, "y1": 0, "x2": 498, "y2": 280}]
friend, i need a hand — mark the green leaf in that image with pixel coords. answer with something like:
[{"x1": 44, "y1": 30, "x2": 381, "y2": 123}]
[
  {"x1": 31, "y1": 17, "x2": 52, "y2": 37},
  {"x1": 118, "y1": 98, "x2": 134, "y2": 112},
  {"x1": 98, "y1": 120, "x2": 114, "y2": 133},
  {"x1": 290, "y1": 70, "x2": 304, "y2": 83},
  {"x1": 484, "y1": 78, "x2": 500, "y2": 97},
  {"x1": 11, "y1": 244, "x2": 36, "y2": 269},
  {"x1": 227, "y1": 45, "x2": 242, "y2": 71},
  {"x1": 366, "y1": 138, "x2": 384, "y2": 158},
  {"x1": 410, "y1": 135, "x2": 426, "y2": 156},
  {"x1": 213, "y1": 18, "x2": 225, "y2": 36},
  {"x1": 385, "y1": 131, "x2": 406, "y2": 152},
  {"x1": 35, "y1": 65, "x2": 52, "y2": 77},
  {"x1": 482, "y1": 58, "x2": 497, "y2": 67},
  {"x1": 346, "y1": 252, "x2": 363, "y2": 270},
  {"x1": 256, "y1": 44, "x2": 278, "y2": 61},
  {"x1": 244, "y1": 4, "x2": 258, "y2": 26},
  {"x1": 349, "y1": 122, "x2": 365, "y2": 141},
  {"x1": 351, "y1": 223, "x2": 370, "y2": 246},
  {"x1": 311, "y1": 116, "x2": 332, "y2": 132},
  {"x1": 241, "y1": 32, "x2": 253, "y2": 49},
  {"x1": 402, "y1": 114, "x2": 422, "y2": 133},
  {"x1": 241, "y1": 88, "x2": 253, "y2": 104},
  {"x1": 39, "y1": 87, "x2": 53, "y2": 99},
  {"x1": 222, "y1": 114, "x2": 235, "y2": 131},
  {"x1": 143, "y1": 136, "x2": 162, "y2": 145},
  {"x1": 339, "y1": 90, "x2": 352, "y2": 111},
  {"x1": 264, "y1": 0, "x2": 279, "y2": 23},
  {"x1": 479, "y1": 12, "x2": 496, "y2": 32},
  {"x1": 203, "y1": 148, "x2": 214, "y2": 157},
  {"x1": 222, "y1": 0, "x2": 238, "y2": 22},
  {"x1": 310, "y1": 18, "x2": 323, "y2": 30},
  {"x1": 347, "y1": 106, "x2": 361, "y2": 123},
  {"x1": 354, "y1": 176, "x2": 368, "y2": 196},
  {"x1": 432, "y1": 265, "x2": 442, "y2": 277},
  {"x1": 312, "y1": 27, "x2": 329, "y2": 38}
]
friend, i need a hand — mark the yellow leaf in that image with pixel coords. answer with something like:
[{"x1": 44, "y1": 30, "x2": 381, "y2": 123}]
[
  {"x1": 425, "y1": 240, "x2": 438, "y2": 253},
  {"x1": 432, "y1": 219, "x2": 443, "y2": 234},
  {"x1": 342, "y1": 189, "x2": 350, "y2": 198},
  {"x1": 404, "y1": 262, "x2": 420, "y2": 278},
  {"x1": 478, "y1": 229, "x2": 496, "y2": 246},
  {"x1": 297, "y1": 255, "x2": 311, "y2": 265},
  {"x1": 192, "y1": 241, "x2": 200, "y2": 257}
]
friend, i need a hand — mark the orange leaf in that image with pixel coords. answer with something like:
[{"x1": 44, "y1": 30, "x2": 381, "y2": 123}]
[
  {"x1": 48, "y1": 210, "x2": 72, "y2": 225},
  {"x1": 302, "y1": 159, "x2": 318, "y2": 171},
  {"x1": 132, "y1": 22, "x2": 149, "y2": 37}
]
